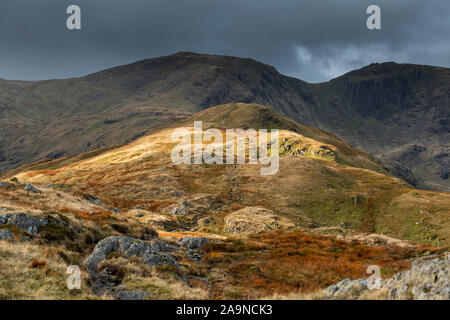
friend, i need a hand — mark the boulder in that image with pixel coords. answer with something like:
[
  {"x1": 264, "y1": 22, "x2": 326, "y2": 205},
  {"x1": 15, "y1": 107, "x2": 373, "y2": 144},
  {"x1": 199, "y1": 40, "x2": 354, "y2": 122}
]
[
  {"x1": 164, "y1": 200, "x2": 190, "y2": 215},
  {"x1": 24, "y1": 184, "x2": 41, "y2": 194},
  {"x1": 224, "y1": 206, "x2": 295, "y2": 236},
  {"x1": 0, "y1": 229, "x2": 15, "y2": 242},
  {"x1": 85, "y1": 236, "x2": 179, "y2": 296},
  {"x1": 322, "y1": 253, "x2": 450, "y2": 300},
  {"x1": 386, "y1": 255, "x2": 450, "y2": 300},
  {"x1": 179, "y1": 236, "x2": 209, "y2": 249},
  {"x1": 0, "y1": 213, "x2": 48, "y2": 234},
  {"x1": 83, "y1": 194, "x2": 103, "y2": 205},
  {"x1": 85, "y1": 236, "x2": 178, "y2": 276},
  {"x1": 322, "y1": 279, "x2": 368, "y2": 299}
]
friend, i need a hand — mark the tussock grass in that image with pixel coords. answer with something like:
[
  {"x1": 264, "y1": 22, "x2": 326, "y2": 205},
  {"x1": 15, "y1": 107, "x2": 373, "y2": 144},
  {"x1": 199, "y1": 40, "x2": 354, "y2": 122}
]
[
  {"x1": 0, "y1": 241, "x2": 97, "y2": 299},
  {"x1": 196, "y1": 230, "x2": 436, "y2": 299}
]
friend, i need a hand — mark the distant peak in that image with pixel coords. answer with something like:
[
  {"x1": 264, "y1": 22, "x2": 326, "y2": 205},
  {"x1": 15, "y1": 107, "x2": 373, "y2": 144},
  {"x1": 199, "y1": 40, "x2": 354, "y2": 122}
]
[
  {"x1": 333, "y1": 61, "x2": 444, "y2": 81},
  {"x1": 172, "y1": 51, "x2": 200, "y2": 56}
]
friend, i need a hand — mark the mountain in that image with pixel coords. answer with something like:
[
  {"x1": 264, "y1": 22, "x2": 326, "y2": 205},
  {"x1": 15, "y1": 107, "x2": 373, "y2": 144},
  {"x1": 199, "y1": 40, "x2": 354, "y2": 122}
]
[
  {"x1": 0, "y1": 52, "x2": 449, "y2": 191},
  {"x1": 312, "y1": 62, "x2": 450, "y2": 191},
  {"x1": 11, "y1": 103, "x2": 450, "y2": 245},
  {"x1": 1, "y1": 103, "x2": 447, "y2": 299}
]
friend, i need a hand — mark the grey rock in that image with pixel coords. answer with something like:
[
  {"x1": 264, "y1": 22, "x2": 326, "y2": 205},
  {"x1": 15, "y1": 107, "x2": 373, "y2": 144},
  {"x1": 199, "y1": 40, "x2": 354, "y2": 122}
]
[
  {"x1": 186, "y1": 249, "x2": 204, "y2": 262},
  {"x1": 85, "y1": 236, "x2": 180, "y2": 296},
  {"x1": 24, "y1": 184, "x2": 41, "y2": 194},
  {"x1": 85, "y1": 236, "x2": 178, "y2": 275},
  {"x1": 322, "y1": 278, "x2": 367, "y2": 299},
  {"x1": 150, "y1": 238, "x2": 175, "y2": 252},
  {"x1": 0, "y1": 213, "x2": 48, "y2": 234},
  {"x1": 0, "y1": 229, "x2": 15, "y2": 242},
  {"x1": 164, "y1": 201, "x2": 190, "y2": 215},
  {"x1": 179, "y1": 236, "x2": 209, "y2": 249},
  {"x1": 322, "y1": 253, "x2": 450, "y2": 300},
  {"x1": 179, "y1": 237, "x2": 210, "y2": 262},
  {"x1": 115, "y1": 290, "x2": 150, "y2": 300},
  {"x1": 112, "y1": 207, "x2": 121, "y2": 215},
  {"x1": 83, "y1": 194, "x2": 103, "y2": 205},
  {"x1": 90, "y1": 271, "x2": 123, "y2": 296},
  {"x1": 384, "y1": 255, "x2": 450, "y2": 300}
]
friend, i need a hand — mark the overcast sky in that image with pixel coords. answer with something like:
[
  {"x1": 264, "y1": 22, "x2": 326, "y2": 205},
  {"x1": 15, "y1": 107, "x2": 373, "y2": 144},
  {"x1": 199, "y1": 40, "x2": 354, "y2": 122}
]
[{"x1": 0, "y1": 0, "x2": 449, "y2": 82}]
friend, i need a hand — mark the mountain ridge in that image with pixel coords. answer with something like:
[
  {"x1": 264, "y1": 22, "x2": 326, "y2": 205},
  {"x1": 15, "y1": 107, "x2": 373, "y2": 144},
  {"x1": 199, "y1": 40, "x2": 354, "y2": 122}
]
[{"x1": 0, "y1": 52, "x2": 448, "y2": 190}]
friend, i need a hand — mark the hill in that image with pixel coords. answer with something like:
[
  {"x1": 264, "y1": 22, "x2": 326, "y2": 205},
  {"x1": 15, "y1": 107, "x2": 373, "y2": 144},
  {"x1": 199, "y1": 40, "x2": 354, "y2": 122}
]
[
  {"x1": 1, "y1": 103, "x2": 448, "y2": 299},
  {"x1": 0, "y1": 52, "x2": 449, "y2": 191},
  {"x1": 11, "y1": 103, "x2": 450, "y2": 246}
]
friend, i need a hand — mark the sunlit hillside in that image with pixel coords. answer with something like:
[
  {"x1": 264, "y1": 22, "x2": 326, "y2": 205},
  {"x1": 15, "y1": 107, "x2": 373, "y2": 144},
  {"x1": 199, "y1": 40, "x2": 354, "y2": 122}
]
[{"x1": 1, "y1": 103, "x2": 448, "y2": 299}]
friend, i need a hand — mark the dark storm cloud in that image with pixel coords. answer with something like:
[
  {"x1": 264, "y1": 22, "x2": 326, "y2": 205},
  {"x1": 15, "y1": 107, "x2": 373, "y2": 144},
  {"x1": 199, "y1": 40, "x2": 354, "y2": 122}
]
[{"x1": 0, "y1": 0, "x2": 449, "y2": 82}]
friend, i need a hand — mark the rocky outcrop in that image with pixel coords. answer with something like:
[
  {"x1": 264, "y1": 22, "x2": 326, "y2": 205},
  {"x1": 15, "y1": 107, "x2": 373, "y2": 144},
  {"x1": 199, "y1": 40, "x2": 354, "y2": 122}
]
[
  {"x1": 137, "y1": 212, "x2": 178, "y2": 231},
  {"x1": 179, "y1": 236, "x2": 209, "y2": 249},
  {"x1": 0, "y1": 213, "x2": 48, "y2": 234},
  {"x1": 322, "y1": 254, "x2": 449, "y2": 300},
  {"x1": 178, "y1": 236, "x2": 210, "y2": 262},
  {"x1": 0, "y1": 182, "x2": 12, "y2": 188},
  {"x1": 83, "y1": 194, "x2": 103, "y2": 205},
  {"x1": 24, "y1": 184, "x2": 41, "y2": 194},
  {"x1": 224, "y1": 206, "x2": 296, "y2": 236},
  {"x1": 164, "y1": 200, "x2": 190, "y2": 215},
  {"x1": 85, "y1": 236, "x2": 180, "y2": 296},
  {"x1": 385, "y1": 255, "x2": 449, "y2": 300},
  {"x1": 85, "y1": 236, "x2": 178, "y2": 276},
  {"x1": 0, "y1": 229, "x2": 15, "y2": 241}
]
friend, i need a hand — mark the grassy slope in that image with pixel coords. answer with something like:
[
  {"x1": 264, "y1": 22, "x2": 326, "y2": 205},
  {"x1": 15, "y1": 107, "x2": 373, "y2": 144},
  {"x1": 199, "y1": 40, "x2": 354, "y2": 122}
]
[
  {"x1": 1, "y1": 53, "x2": 448, "y2": 191},
  {"x1": 12, "y1": 103, "x2": 450, "y2": 247},
  {"x1": 1, "y1": 103, "x2": 448, "y2": 299},
  {"x1": 0, "y1": 52, "x2": 310, "y2": 174}
]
